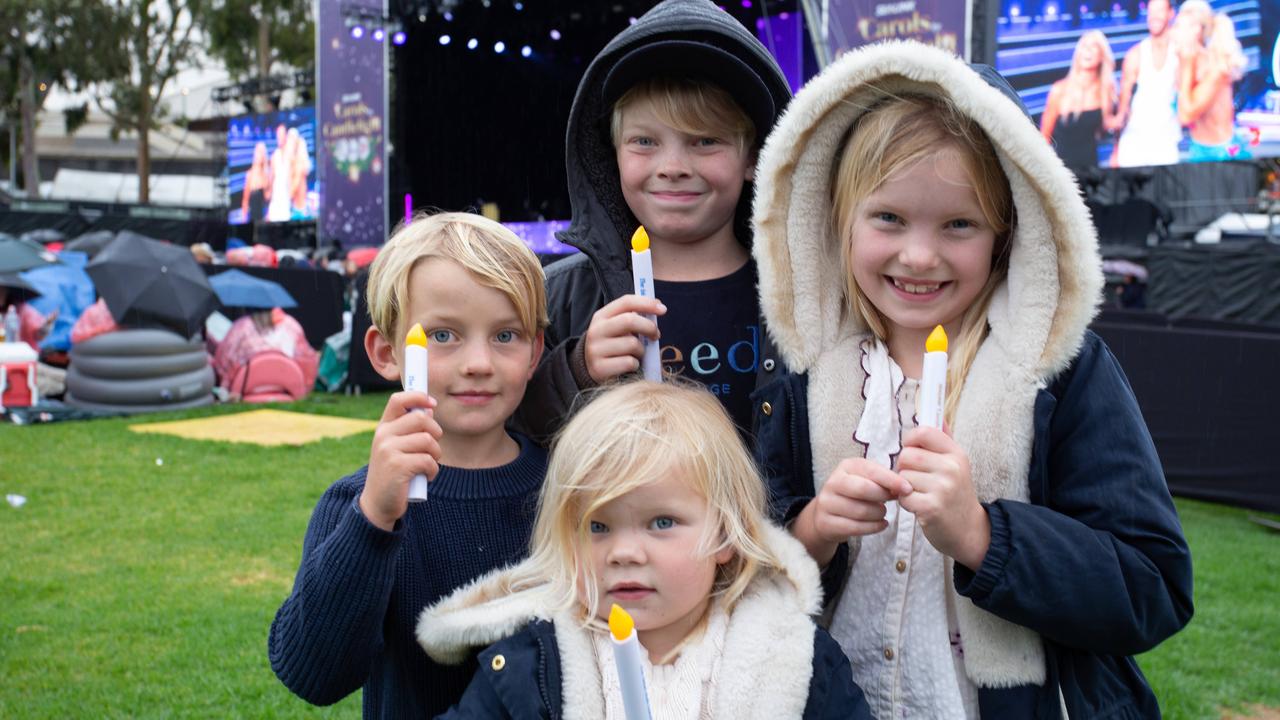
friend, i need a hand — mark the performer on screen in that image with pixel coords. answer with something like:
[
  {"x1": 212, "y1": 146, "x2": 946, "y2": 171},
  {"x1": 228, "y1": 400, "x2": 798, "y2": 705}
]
[
  {"x1": 287, "y1": 128, "x2": 313, "y2": 218},
  {"x1": 267, "y1": 123, "x2": 295, "y2": 222},
  {"x1": 1176, "y1": 5, "x2": 1250, "y2": 161},
  {"x1": 1040, "y1": 30, "x2": 1118, "y2": 171},
  {"x1": 241, "y1": 141, "x2": 270, "y2": 222},
  {"x1": 1113, "y1": 0, "x2": 1181, "y2": 167}
]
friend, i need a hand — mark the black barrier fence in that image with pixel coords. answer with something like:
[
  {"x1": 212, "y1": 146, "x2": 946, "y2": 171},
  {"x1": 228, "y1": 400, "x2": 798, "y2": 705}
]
[
  {"x1": 0, "y1": 199, "x2": 226, "y2": 247},
  {"x1": 1147, "y1": 242, "x2": 1280, "y2": 329},
  {"x1": 1094, "y1": 310, "x2": 1280, "y2": 514}
]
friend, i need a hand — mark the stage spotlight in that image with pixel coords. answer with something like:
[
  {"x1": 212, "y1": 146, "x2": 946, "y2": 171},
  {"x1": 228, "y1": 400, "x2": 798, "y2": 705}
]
[
  {"x1": 439, "y1": 34, "x2": 452, "y2": 45},
  {"x1": 549, "y1": 29, "x2": 562, "y2": 40},
  {"x1": 521, "y1": 45, "x2": 532, "y2": 57},
  {"x1": 741, "y1": 0, "x2": 752, "y2": 6},
  {"x1": 467, "y1": 37, "x2": 478, "y2": 50},
  {"x1": 1045, "y1": 2, "x2": 1058, "y2": 17},
  {"x1": 392, "y1": 31, "x2": 406, "y2": 45},
  {"x1": 372, "y1": 28, "x2": 385, "y2": 41},
  {"x1": 419, "y1": 13, "x2": 427, "y2": 22},
  {"x1": 514, "y1": 1, "x2": 523, "y2": 9},
  {"x1": 1008, "y1": 4, "x2": 1020, "y2": 17},
  {"x1": 351, "y1": 25, "x2": 365, "y2": 39},
  {"x1": 494, "y1": 40, "x2": 506, "y2": 53},
  {"x1": 444, "y1": 11, "x2": 453, "y2": 21}
]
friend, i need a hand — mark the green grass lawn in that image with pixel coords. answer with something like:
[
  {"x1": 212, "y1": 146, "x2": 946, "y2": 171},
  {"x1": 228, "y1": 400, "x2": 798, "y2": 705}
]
[{"x1": 1, "y1": 393, "x2": 1277, "y2": 718}]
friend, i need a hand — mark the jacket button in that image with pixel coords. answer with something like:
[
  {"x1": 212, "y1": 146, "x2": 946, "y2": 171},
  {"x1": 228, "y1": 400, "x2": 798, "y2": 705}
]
[
  {"x1": 895, "y1": 560, "x2": 907, "y2": 573},
  {"x1": 884, "y1": 648, "x2": 895, "y2": 661},
  {"x1": 490, "y1": 654, "x2": 506, "y2": 671},
  {"x1": 763, "y1": 358, "x2": 775, "y2": 372},
  {"x1": 761, "y1": 401, "x2": 772, "y2": 416}
]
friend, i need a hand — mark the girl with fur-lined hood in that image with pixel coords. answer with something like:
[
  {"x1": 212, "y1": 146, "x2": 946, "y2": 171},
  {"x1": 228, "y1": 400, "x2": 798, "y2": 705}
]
[
  {"x1": 417, "y1": 381, "x2": 870, "y2": 719},
  {"x1": 749, "y1": 42, "x2": 1192, "y2": 718}
]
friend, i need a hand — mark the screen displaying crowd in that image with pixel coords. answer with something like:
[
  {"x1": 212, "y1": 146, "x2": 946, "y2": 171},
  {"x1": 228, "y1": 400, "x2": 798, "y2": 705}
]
[
  {"x1": 996, "y1": 0, "x2": 1279, "y2": 168},
  {"x1": 226, "y1": 107, "x2": 318, "y2": 224}
]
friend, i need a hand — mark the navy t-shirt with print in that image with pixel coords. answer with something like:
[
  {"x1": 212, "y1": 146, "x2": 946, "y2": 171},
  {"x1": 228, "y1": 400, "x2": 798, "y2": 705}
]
[{"x1": 654, "y1": 260, "x2": 761, "y2": 434}]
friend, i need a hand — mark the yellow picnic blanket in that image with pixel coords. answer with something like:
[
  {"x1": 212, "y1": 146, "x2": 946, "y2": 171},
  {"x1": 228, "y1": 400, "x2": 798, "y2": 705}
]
[{"x1": 129, "y1": 408, "x2": 376, "y2": 446}]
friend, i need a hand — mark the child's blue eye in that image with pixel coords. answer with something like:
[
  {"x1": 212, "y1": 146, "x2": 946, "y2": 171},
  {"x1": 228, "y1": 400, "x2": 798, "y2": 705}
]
[
  {"x1": 948, "y1": 219, "x2": 975, "y2": 230},
  {"x1": 650, "y1": 517, "x2": 676, "y2": 530},
  {"x1": 632, "y1": 137, "x2": 654, "y2": 147},
  {"x1": 696, "y1": 137, "x2": 721, "y2": 147},
  {"x1": 495, "y1": 329, "x2": 516, "y2": 343},
  {"x1": 429, "y1": 329, "x2": 453, "y2": 343},
  {"x1": 589, "y1": 521, "x2": 608, "y2": 534},
  {"x1": 874, "y1": 212, "x2": 901, "y2": 224}
]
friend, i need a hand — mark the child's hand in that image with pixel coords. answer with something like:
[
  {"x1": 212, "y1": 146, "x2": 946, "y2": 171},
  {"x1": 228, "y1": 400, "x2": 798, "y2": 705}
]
[
  {"x1": 582, "y1": 294, "x2": 666, "y2": 384},
  {"x1": 360, "y1": 391, "x2": 442, "y2": 531},
  {"x1": 793, "y1": 457, "x2": 912, "y2": 566},
  {"x1": 896, "y1": 427, "x2": 991, "y2": 571}
]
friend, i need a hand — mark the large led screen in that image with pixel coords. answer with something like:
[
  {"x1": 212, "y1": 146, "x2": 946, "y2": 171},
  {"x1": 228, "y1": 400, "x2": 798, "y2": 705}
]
[
  {"x1": 996, "y1": 1, "x2": 1280, "y2": 168},
  {"x1": 227, "y1": 107, "x2": 318, "y2": 224}
]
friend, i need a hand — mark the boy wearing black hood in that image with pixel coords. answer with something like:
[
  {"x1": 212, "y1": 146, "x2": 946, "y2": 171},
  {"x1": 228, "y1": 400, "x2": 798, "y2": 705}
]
[{"x1": 514, "y1": 0, "x2": 792, "y2": 440}]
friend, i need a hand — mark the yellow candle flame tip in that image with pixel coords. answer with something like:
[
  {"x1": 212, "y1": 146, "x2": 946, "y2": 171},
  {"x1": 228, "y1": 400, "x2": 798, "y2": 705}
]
[
  {"x1": 608, "y1": 603, "x2": 634, "y2": 641},
  {"x1": 406, "y1": 323, "x2": 428, "y2": 347},
  {"x1": 631, "y1": 226, "x2": 650, "y2": 253},
  {"x1": 925, "y1": 325, "x2": 947, "y2": 353}
]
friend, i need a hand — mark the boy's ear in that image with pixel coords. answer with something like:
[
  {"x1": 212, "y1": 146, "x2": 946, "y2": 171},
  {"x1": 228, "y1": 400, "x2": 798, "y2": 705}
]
[
  {"x1": 364, "y1": 325, "x2": 402, "y2": 383},
  {"x1": 526, "y1": 330, "x2": 546, "y2": 379},
  {"x1": 744, "y1": 148, "x2": 758, "y2": 182}
]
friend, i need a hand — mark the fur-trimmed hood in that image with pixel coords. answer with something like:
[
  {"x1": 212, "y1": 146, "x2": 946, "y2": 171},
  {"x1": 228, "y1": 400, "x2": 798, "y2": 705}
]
[
  {"x1": 752, "y1": 41, "x2": 1102, "y2": 378},
  {"x1": 417, "y1": 523, "x2": 827, "y2": 718}
]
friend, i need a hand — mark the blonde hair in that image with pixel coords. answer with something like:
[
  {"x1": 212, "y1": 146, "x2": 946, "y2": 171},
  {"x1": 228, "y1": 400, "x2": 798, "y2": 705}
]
[
  {"x1": 831, "y1": 90, "x2": 1014, "y2": 427},
  {"x1": 610, "y1": 76, "x2": 757, "y2": 152},
  {"x1": 365, "y1": 211, "x2": 549, "y2": 343},
  {"x1": 1210, "y1": 13, "x2": 1247, "y2": 81},
  {"x1": 1177, "y1": 1, "x2": 1214, "y2": 46},
  {"x1": 1061, "y1": 30, "x2": 1116, "y2": 119},
  {"x1": 504, "y1": 380, "x2": 784, "y2": 632}
]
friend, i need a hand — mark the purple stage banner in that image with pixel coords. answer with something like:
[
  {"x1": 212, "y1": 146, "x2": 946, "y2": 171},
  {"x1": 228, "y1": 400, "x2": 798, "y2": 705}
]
[
  {"x1": 805, "y1": 0, "x2": 970, "y2": 65},
  {"x1": 317, "y1": 0, "x2": 388, "y2": 247},
  {"x1": 756, "y1": 11, "x2": 807, "y2": 94}
]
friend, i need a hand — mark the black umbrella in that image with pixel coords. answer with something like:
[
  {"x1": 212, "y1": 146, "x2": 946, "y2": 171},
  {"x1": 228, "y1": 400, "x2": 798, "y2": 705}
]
[
  {"x1": 86, "y1": 233, "x2": 216, "y2": 337},
  {"x1": 0, "y1": 236, "x2": 58, "y2": 273},
  {"x1": 21, "y1": 228, "x2": 67, "y2": 245},
  {"x1": 64, "y1": 230, "x2": 118, "y2": 258},
  {"x1": 0, "y1": 272, "x2": 42, "y2": 304}
]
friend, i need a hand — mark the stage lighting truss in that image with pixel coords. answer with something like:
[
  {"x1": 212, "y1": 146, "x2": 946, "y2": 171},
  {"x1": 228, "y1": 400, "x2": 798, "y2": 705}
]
[
  {"x1": 344, "y1": 2, "x2": 408, "y2": 45},
  {"x1": 212, "y1": 70, "x2": 315, "y2": 104}
]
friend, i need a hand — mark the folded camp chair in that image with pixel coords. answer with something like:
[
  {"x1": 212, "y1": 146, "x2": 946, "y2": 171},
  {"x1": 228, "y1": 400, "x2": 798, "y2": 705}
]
[{"x1": 229, "y1": 351, "x2": 309, "y2": 403}]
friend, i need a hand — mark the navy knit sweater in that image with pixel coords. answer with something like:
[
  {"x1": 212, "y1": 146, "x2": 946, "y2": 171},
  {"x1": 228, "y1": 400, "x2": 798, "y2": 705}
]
[{"x1": 268, "y1": 432, "x2": 546, "y2": 719}]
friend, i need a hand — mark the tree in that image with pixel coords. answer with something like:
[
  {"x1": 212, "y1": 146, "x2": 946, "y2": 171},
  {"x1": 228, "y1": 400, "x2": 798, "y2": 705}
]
[
  {"x1": 204, "y1": 0, "x2": 312, "y2": 110},
  {"x1": 93, "y1": 0, "x2": 203, "y2": 204},
  {"x1": 0, "y1": 1, "x2": 119, "y2": 196}
]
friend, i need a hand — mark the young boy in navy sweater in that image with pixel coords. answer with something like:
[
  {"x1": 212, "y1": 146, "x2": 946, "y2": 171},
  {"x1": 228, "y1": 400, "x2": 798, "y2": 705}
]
[{"x1": 269, "y1": 212, "x2": 548, "y2": 718}]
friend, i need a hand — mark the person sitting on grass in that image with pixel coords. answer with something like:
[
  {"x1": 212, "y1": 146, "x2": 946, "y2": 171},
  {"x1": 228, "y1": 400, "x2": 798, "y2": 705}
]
[
  {"x1": 268, "y1": 211, "x2": 549, "y2": 719},
  {"x1": 210, "y1": 307, "x2": 318, "y2": 392}
]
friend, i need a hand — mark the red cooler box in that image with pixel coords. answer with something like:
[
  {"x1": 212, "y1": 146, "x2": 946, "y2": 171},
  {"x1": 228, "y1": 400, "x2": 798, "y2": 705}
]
[{"x1": 0, "y1": 343, "x2": 38, "y2": 410}]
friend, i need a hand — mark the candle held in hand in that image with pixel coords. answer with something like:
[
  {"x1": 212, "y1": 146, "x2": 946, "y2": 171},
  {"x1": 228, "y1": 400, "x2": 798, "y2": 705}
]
[
  {"x1": 404, "y1": 323, "x2": 430, "y2": 502},
  {"x1": 629, "y1": 226, "x2": 662, "y2": 382},
  {"x1": 608, "y1": 604, "x2": 652, "y2": 720},
  {"x1": 918, "y1": 325, "x2": 948, "y2": 430}
]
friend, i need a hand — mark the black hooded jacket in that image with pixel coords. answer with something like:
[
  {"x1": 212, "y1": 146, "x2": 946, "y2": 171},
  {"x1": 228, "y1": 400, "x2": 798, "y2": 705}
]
[{"x1": 512, "y1": 0, "x2": 793, "y2": 442}]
